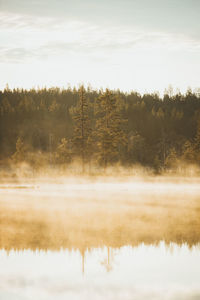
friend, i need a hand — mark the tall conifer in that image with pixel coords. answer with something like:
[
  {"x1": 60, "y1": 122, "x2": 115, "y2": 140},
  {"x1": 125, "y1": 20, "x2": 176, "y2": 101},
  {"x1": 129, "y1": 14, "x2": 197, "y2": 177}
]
[
  {"x1": 71, "y1": 85, "x2": 91, "y2": 173},
  {"x1": 95, "y1": 89, "x2": 127, "y2": 169}
]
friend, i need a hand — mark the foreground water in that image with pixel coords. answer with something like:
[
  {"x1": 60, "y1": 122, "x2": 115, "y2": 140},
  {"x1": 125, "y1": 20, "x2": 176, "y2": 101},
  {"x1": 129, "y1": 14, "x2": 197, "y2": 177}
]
[
  {"x1": 1, "y1": 178, "x2": 200, "y2": 299},
  {"x1": 0, "y1": 243, "x2": 200, "y2": 300}
]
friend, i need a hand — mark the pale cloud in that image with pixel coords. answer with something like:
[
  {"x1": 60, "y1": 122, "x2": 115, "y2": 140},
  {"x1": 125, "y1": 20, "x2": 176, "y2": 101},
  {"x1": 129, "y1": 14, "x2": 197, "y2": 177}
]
[
  {"x1": 0, "y1": 12, "x2": 67, "y2": 30},
  {"x1": 0, "y1": 12, "x2": 200, "y2": 64},
  {"x1": 0, "y1": 0, "x2": 200, "y2": 38},
  {"x1": 0, "y1": 47, "x2": 34, "y2": 63},
  {"x1": 0, "y1": 2, "x2": 200, "y2": 93}
]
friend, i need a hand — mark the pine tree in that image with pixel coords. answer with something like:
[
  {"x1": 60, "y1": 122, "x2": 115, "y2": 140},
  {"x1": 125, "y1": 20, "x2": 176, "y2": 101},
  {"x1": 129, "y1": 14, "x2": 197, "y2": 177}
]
[
  {"x1": 55, "y1": 138, "x2": 72, "y2": 164},
  {"x1": 194, "y1": 120, "x2": 200, "y2": 149},
  {"x1": 95, "y1": 89, "x2": 127, "y2": 169},
  {"x1": 193, "y1": 119, "x2": 200, "y2": 163},
  {"x1": 165, "y1": 147, "x2": 178, "y2": 169},
  {"x1": 182, "y1": 140, "x2": 195, "y2": 163},
  {"x1": 12, "y1": 137, "x2": 27, "y2": 163},
  {"x1": 71, "y1": 85, "x2": 91, "y2": 173}
]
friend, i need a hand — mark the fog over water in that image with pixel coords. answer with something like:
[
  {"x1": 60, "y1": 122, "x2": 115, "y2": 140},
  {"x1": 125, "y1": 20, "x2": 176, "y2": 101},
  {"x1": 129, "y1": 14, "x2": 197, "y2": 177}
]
[{"x1": 1, "y1": 177, "x2": 200, "y2": 299}]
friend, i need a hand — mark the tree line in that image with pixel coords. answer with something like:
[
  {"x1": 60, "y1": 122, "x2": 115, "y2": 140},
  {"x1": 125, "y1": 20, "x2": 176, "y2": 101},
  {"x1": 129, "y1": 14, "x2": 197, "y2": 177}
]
[{"x1": 1, "y1": 85, "x2": 200, "y2": 173}]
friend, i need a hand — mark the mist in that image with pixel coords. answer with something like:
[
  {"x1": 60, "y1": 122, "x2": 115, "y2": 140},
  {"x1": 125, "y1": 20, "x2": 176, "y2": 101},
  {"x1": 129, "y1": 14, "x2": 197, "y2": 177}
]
[
  {"x1": 1, "y1": 0, "x2": 200, "y2": 297},
  {"x1": 1, "y1": 174, "x2": 200, "y2": 252}
]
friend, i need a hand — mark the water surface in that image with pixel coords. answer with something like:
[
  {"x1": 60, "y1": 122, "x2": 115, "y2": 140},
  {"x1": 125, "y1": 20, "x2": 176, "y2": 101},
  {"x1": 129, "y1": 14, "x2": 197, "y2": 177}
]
[
  {"x1": 0, "y1": 243, "x2": 200, "y2": 300},
  {"x1": 1, "y1": 179, "x2": 200, "y2": 299}
]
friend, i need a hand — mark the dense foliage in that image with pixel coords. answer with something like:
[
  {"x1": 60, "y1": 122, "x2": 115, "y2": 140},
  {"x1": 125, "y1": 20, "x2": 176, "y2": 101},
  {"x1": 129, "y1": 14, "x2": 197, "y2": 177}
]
[{"x1": 1, "y1": 85, "x2": 200, "y2": 172}]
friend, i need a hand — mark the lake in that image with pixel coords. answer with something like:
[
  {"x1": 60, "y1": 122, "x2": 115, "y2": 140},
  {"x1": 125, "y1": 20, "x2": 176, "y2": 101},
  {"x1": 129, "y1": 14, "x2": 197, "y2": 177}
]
[{"x1": 0, "y1": 178, "x2": 200, "y2": 299}]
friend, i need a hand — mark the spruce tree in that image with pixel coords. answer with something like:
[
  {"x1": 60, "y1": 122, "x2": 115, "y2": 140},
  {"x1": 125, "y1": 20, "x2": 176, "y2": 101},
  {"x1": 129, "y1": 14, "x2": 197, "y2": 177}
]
[
  {"x1": 95, "y1": 89, "x2": 127, "y2": 169},
  {"x1": 55, "y1": 138, "x2": 72, "y2": 164},
  {"x1": 71, "y1": 85, "x2": 91, "y2": 173},
  {"x1": 193, "y1": 119, "x2": 200, "y2": 162},
  {"x1": 12, "y1": 137, "x2": 27, "y2": 163}
]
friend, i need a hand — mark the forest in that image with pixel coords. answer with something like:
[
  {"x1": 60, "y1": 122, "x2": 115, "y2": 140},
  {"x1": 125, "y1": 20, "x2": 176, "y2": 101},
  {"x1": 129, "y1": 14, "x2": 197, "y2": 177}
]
[{"x1": 1, "y1": 85, "x2": 200, "y2": 174}]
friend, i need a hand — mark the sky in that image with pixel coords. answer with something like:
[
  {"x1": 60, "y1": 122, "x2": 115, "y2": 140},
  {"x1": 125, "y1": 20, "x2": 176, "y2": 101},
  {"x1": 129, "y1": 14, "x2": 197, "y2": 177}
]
[{"x1": 0, "y1": 0, "x2": 200, "y2": 94}]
